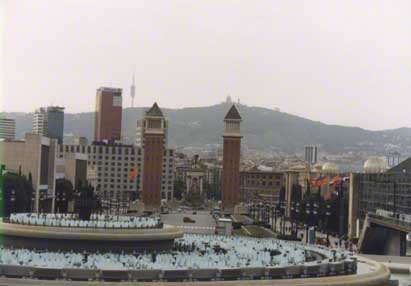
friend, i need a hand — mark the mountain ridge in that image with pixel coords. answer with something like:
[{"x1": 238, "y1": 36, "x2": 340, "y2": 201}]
[{"x1": 2, "y1": 103, "x2": 410, "y2": 154}]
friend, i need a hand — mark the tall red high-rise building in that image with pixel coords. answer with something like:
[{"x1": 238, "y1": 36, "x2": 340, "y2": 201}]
[
  {"x1": 94, "y1": 87, "x2": 122, "y2": 142},
  {"x1": 221, "y1": 105, "x2": 242, "y2": 213},
  {"x1": 141, "y1": 103, "x2": 166, "y2": 211}
]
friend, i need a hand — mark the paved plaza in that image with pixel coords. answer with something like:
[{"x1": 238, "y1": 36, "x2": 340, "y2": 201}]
[{"x1": 160, "y1": 211, "x2": 216, "y2": 234}]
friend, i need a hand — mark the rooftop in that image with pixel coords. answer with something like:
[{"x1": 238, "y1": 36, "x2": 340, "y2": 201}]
[
  {"x1": 224, "y1": 104, "x2": 242, "y2": 120},
  {"x1": 145, "y1": 102, "x2": 164, "y2": 117}
]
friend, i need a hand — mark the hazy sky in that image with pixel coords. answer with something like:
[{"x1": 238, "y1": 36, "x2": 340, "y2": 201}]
[{"x1": 2, "y1": 0, "x2": 410, "y2": 130}]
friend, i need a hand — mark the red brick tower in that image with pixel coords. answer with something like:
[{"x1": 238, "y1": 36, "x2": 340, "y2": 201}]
[
  {"x1": 222, "y1": 105, "x2": 242, "y2": 214},
  {"x1": 141, "y1": 103, "x2": 166, "y2": 211},
  {"x1": 94, "y1": 87, "x2": 122, "y2": 142}
]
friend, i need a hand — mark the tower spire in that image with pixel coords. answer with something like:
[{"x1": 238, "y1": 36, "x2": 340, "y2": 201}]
[{"x1": 130, "y1": 72, "x2": 136, "y2": 108}]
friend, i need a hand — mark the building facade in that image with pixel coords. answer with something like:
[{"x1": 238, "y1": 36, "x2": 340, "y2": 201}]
[
  {"x1": 0, "y1": 133, "x2": 57, "y2": 212},
  {"x1": 94, "y1": 87, "x2": 122, "y2": 142},
  {"x1": 304, "y1": 145, "x2": 318, "y2": 165},
  {"x1": 33, "y1": 106, "x2": 65, "y2": 144},
  {"x1": 348, "y1": 170, "x2": 411, "y2": 238},
  {"x1": 221, "y1": 105, "x2": 242, "y2": 213},
  {"x1": 58, "y1": 142, "x2": 175, "y2": 202},
  {"x1": 55, "y1": 152, "x2": 88, "y2": 190},
  {"x1": 240, "y1": 169, "x2": 284, "y2": 203},
  {"x1": 0, "y1": 118, "x2": 15, "y2": 140},
  {"x1": 46, "y1": 106, "x2": 65, "y2": 144},
  {"x1": 33, "y1": 107, "x2": 47, "y2": 138}
]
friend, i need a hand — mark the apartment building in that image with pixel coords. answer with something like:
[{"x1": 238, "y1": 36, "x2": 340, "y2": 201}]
[{"x1": 58, "y1": 142, "x2": 175, "y2": 202}]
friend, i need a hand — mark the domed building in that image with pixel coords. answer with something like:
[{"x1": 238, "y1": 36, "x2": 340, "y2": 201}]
[
  {"x1": 312, "y1": 163, "x2": 323, "y2": 173},
  {"x1": 322, "y1": 162, "x2": 339, "y2": 174},
  {"x1": 363, "y1": 156, "x2": 388, "y2": 173}
]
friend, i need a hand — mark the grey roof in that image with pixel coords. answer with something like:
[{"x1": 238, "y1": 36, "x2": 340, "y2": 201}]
[
  {"x1": 224, "y1": 104, "x2": 242, "y2": 120},
  {"x1": 387, "y1": 157, "x2": 411, "y2": 174},
  {"x1": 145, "y1": 102, "x2": 164, "y2": 117}
]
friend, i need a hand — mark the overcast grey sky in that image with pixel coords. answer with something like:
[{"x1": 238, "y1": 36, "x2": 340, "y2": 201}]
[{"x1": 1, "y1": 0, "x2": 410, "y2": 130}]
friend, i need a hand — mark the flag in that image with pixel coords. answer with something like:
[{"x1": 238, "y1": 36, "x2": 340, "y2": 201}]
[
  {"x1": 128, "y1": 168, "x2": 138, "y2": 180},
  {"x1": 329, "y1": 175, "x2": 342, "y2": 186},
  {"x1": 318, "y1": 176, "x2": 329, "y2": 186}
]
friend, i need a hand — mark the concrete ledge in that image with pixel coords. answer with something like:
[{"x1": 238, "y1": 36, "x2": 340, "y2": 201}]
[
  {"x1": 0, "y1": 221, "x2": 183, "y2": 241},
  {"x1": 0, "y1": 256, "x2": 390, "y2": 286},
  {"x1": 0, "y1": 221, "x2": 183, "y2": 252},
  {"x1": 63, "y1": 268, "x2": 99, "y2": 281},
  {"x1": 2, "y1": 265, "x2": 33, "y2": 278},
  {"x1": 0, "y1": 257, "x2": 390, "y2": 286},
  {"x1": 129, "y1": 270, "x2": 162, "y2": 282},
  {"x1": 190, "y1": 269, "x2": 219, "y2": 281}
]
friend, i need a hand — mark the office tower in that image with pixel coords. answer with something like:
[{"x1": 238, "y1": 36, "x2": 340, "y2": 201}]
[
  {"x1": 221, "y1": 104, "x2": 242, "y2": 213},
  {"x1": 94, "y1": 87, "x2": 122, "y2": 142},
  {"x1": 33, "y1": 107, "x2": 48, "y2": 137},
  {"x1": 304, "y1": 145, "x2": 318, "y2": 165},
  {"x1": 141, "y1": 103, "x2": 166, "y2": 211},
  {"x1": 33, "y1": 106, "x2": 65, "y2": 144},
  {"x1": 0, "y1": 117, "x2": 16, "y2": 140},
  {"x1": 46, "y1": 106, "x2": 65, "y2": 144}
]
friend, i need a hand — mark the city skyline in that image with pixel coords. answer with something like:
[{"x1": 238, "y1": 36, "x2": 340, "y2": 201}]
[{"x1": 2, "y1": 0, "x2": 411, "y2": 130}]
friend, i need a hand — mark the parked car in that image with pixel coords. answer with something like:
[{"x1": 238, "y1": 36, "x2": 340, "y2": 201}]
[{"x1": 183, "y1": 217, "x2": 195, "y2": 223}]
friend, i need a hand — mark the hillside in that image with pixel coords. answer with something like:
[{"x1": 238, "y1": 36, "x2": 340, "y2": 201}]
[{"x1": 3, "y1": 103, "x2": 411, "y2": 154}]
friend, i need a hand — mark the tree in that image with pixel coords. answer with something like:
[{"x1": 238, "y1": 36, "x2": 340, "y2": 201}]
[
  {"x1": 173, "y1": 179, "x2": 185, "y2": 200},
  {"x1": 75, "y1": 183, "x2": 99, "y2": 220},
  {"x1": 2, "y1": 172, "x2": 33, "y2": 216},
  {"x1": 55, "y1": 178, "x2": 74, "y2": 213}
]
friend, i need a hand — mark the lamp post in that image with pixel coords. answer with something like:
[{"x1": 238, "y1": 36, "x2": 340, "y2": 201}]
[
  {"x1": 325, "y1": 203, "x2": 332, "y2": 247},
  {"x1": 305, "y1": 202, "x2": 311, "y2": 244},
  {"x1": 280, "y1": 201, "x2": 286, "y2": 235},
  {"x1": 10, "y1": 189, "x2": 16, "y2": 215},
  {"x1": 290, "y1": 201, "x2": 295, "y2": 236},
  {"x1": 40, "y1": 192, "x2": 45, "y2": 213},
  {"x1": 295, "y1": 202, "x2": 301, "y2": 235}
]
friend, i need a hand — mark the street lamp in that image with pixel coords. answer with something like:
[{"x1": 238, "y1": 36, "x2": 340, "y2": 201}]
[
  {"x1": 295, "y1": 202, "x2": 301, "y2": 235},
  {"x1": 305, "y1": 202, "x2": 311, "y2": 243},
  {"x1": 325, "y1": 203, "x2": 332, "y2": 247},
  {"x1": 10, "y1": 189, "x2": 16, "y2": 215},
  {"x1": 290, "y1": 201, "x2": 295, "y2": 235},
  {"x1": 280, "y1": 201, "x2": 286, "y2": 235},
  {"x1": 40, "y1": 192, "x2": 45, "y2": 213}
]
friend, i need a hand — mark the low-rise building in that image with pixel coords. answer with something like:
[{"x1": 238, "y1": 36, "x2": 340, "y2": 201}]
[
  {"x1": 240, "y1": 166, "x2": 284, "y2": 203},
  {"x1": 0, "y1": 133, "x2": 57, "y2": 211},
  {"x1": 348, "y1": 158, "x2": 411, "y2": 238}
]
